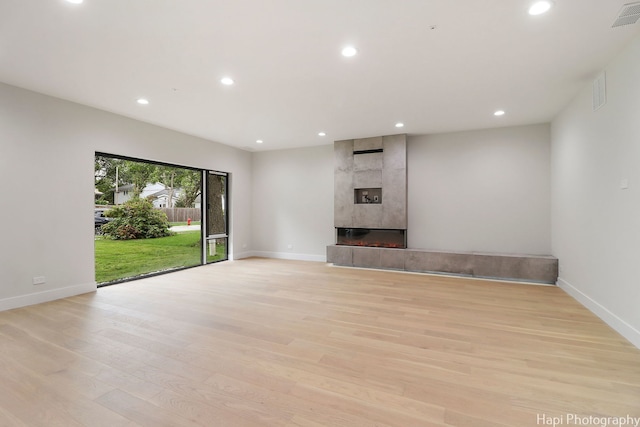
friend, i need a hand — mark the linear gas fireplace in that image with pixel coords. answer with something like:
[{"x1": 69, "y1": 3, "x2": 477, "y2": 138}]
[{"x1": 337, "y1": 228, "x2": 406, "y2": 249}]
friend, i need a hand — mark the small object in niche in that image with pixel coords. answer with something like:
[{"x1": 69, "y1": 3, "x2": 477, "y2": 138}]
[{"x1": 373, "y1": 195, "x2": 379, "y2": 202}]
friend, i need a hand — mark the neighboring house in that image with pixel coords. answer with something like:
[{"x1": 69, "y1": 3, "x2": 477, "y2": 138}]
[
  {"x1": 148, "y1": 188, "x2": 181, "y2": 208},
  {"x1": 114, "y1": 183, "x2": 165, "y2": 205},
  {"x1": 113, "y1": 183, "x2": 134, "y2": 205},
  {"x1": 114, "y1": 183, "x2": 195, "y2": 208}
]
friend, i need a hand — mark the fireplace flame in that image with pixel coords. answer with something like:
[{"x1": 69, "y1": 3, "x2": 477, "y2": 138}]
[
  {"x1": 337, "y1": 239, "x2": 405, "y2": 249},
  {"x1": 336, "y1": 228, "x2": 406, "y2": 249}
]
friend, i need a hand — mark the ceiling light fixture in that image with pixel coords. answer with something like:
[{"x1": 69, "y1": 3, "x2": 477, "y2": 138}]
[
  {"x1": 136, "y1": 98, "x2": 149, "y2": 105},
  {"x1": 494, "y1": 110, "x2": 505, "y2": 116},
  {"x1": 220, "y1": 77, "x2": 235, "y2": 86},
  {"x1": 395, "y1": 122, "x2": 405, "y2": 128},
  {"x1": 341, "y1": 46, "x2": 358, "y2": 57},
  {"x1": 256, "y1": 139, "x2": 263, "y2": 144},
  {"x1": 318, "y1": 132, "x2": 326, "y2": 136},
  {"x1": 528, "y1": 1, "x2": 553, "y2": 15},
  {"x1": 66, "y1": 0, "x2": 84, "y2": 4}
]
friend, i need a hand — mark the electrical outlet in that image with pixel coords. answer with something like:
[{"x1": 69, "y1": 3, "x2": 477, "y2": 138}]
[
  {"x1": 33, "y1": 276, "x2": 46, "y2": 285},
  {"x1": 621, "y1": 178, "x2": 629, "y2": 189}
]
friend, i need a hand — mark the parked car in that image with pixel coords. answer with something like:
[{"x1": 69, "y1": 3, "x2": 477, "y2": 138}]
[{"x1": 95, "y1": 208, "x2": 112, "y2": 235}]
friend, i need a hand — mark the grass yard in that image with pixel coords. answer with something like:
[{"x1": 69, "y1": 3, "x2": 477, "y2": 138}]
[{"x1": 95, "y1": 231, "x2": 204, "y2": 284}]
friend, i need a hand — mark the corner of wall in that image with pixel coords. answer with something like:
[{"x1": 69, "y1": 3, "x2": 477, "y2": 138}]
[{"x1": 557, "y1": 278, "x2": 640, "y2": 349}]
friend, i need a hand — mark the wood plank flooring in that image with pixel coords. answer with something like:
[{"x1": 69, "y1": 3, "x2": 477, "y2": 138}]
[{"x1": 1, "y1": 258, "x2": 639, "y2": 426}]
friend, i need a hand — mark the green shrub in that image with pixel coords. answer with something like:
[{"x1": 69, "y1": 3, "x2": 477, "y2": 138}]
[{"x1": 102, "y1": 199, "x2": 174, "y2": 240}]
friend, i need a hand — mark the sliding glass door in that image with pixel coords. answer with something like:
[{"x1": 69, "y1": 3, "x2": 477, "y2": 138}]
[
  {"x1": 95, "y1": 153, "x2": 231, "y2": 285},
  {"x1": 205, "y1": 171, "x2": 228, "y2": 263}
]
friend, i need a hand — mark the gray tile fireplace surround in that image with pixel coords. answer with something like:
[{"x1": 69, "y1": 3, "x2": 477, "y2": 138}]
[
  {"x1": 329, "y1": 133, "x2": 558, "y2": 285},
  {"x1": 326, "y1": 245, "x2": 559, "y2": 284}
]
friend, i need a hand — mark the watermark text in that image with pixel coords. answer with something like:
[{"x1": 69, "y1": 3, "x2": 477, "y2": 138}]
[{"x1": 536, "y1": 413, "x2": 640, "y2": 427}]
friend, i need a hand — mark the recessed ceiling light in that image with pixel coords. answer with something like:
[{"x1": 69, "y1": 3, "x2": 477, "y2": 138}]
[
  {"x1": 494, "y1": 110, "x2": 505, "y2": 116},
  {"x1": 341, "y1": 46, "x2": 358, "y2": 57},
  {"x1": 529, "y1": 1, "x2": 553, "y2": 15},
  {"x1": 395, "y1": 122, "x2": 404, "y2": 128},
  {"x1": 318, "y1": 132, "x2": 326, "y2": 137},
  {"x1": 220, "y1": 77, "x2": 235, "y2": 86},
  {"x1": 66, "y1": 0, "x2": 84, "y2": 4},
  {"x1": 136, "y1": 98, "x2": 149, "y2": 105},
  {"x1": 256, "y1": 139, "x2": 263, "y2": 144}
]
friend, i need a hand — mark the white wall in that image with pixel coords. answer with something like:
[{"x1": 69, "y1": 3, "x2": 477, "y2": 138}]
[
  {"x1": 251, "y1": 145, "x2": 334, "y2": 261},
  {"x1": 250, "y1": 125, "x2": 552, "y2": 261},
  {"x1": 408, "y1": 125, "x2": 551, "y2": 255},
  {"x1": 0, "y1": 83, "x2": 252, "y2": 310},
  {"x1": 551, "y1": 34, "x2": 640, "y2": 347}
]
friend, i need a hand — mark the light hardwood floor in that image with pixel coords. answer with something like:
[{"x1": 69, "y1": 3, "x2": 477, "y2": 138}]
[{"x1": 1, "y1": 258, "x2": 639, "y2": 426}]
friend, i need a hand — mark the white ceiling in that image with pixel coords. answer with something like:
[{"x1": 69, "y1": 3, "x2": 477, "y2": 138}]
[{"x1": 1, "y1": 0, "x2": 638, "y2": 151}]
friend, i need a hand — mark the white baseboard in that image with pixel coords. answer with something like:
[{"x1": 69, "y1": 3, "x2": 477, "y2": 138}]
[
  {"x1": 230, "y1": 250, "x2": 255, "y2": 260},
  {"x1": 558, "y1": 277, "x2": 640, "y2": 349},
  {"x1": 250, "y1": 251, "x2": 327, "y2": 262},
  {"x1": 0, "y1": 282, "x2": 96, "y2": 312}
]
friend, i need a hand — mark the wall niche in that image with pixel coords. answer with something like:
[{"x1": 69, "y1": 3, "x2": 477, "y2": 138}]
[{"x1": 354, "y1": 188, "x2": 382, "y2": 204}]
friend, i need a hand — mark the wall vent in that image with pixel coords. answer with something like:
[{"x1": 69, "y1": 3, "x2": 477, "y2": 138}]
[
  {"x1": 612, "y1": 2, "x2": 640, "y2": 27},
  {"x1": 593, "y1": 72, "x2": 606, "y2": 112}
]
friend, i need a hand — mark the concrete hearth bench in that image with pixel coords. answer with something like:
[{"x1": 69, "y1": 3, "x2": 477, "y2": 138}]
[{"x1": 326, "y1": 245, "x2": 558, "y2": 284}]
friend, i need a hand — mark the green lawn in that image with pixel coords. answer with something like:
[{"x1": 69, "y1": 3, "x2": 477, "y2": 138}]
[{"x1": 95, "y1": 230, "x2": 225, "y2": 284}]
